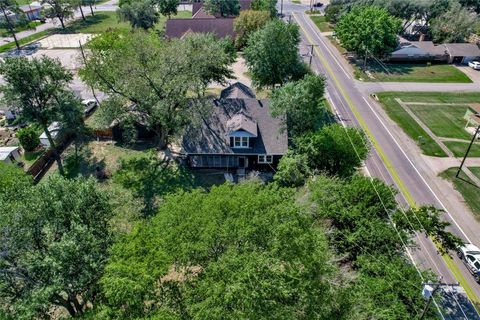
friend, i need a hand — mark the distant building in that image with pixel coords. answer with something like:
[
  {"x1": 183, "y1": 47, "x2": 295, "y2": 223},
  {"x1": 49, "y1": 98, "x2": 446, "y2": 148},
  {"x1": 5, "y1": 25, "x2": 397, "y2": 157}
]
[
  {"x1": 165, "y1": 0, "x2": 252, "y2": 39},
  {"x1": 0, "y1": 146, "x2": 21, "y2": 164},
  {"x1": 181, "y1": 82, "x2": 288, "y2": 171},
  {"x1": 390, "y1": 41, "x2": 480, "y2": 64},
  {"x1": 39, "y1": 122, "x2": 62, "y2": 147},
  {"x1": 19, "y1": 2, "x2": 42, "y2": 21}
]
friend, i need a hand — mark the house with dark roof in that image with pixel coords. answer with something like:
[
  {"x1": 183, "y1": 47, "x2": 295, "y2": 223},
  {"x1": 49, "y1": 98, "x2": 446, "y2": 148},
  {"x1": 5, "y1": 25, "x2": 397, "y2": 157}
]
[
  {"x1": 181, "y1": 82, "x2": 288, "y2": 171},
  {"x1": 390, "y1": 41, "x2": 480, "y2": 64},
  {"x1": 165, "y1": 0, "x2": 252, "y2": 39}
]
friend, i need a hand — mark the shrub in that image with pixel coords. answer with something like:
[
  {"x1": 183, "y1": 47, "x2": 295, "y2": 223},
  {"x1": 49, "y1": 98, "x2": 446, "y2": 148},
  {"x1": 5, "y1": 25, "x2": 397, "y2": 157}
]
[{"x1": 17, "y1": 126, "x2": 40, "y2": 151}]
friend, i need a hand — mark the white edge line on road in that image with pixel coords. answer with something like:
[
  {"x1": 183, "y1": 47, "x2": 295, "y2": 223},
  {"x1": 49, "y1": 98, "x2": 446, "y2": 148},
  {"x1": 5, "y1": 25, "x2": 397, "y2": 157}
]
[{"x1": 362, "y1": 96, "x2": 472, "y2": 244}]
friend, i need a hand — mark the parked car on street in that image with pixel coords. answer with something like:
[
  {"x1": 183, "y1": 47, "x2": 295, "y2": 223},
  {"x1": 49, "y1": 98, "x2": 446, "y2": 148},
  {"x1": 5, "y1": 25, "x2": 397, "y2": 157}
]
[
  {"x1": 313, "y1": 2, "x2": 323, "y2": 7},
  {"x1": 468, "y1": 61, "x2": 480, "y2": 70},
  {"x1": 458, "y1": 243, "x2": 480, "y2": 282},
  {"x1": 82, "y1": 99, "x2": 98, "y2": 116}
]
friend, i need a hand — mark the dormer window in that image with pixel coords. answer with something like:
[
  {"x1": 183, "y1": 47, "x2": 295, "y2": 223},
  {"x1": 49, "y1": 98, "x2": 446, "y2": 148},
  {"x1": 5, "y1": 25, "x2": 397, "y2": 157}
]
[{"x1": 234, "y1": 136, "x2": 249, "y2": 148}]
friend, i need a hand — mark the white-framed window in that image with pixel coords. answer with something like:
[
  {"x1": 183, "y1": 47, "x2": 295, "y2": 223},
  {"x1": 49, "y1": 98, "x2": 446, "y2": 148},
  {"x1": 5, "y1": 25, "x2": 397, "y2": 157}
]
[
  {"x1": 258, "y1": 154, "x2": 273, "y2": 164},
  {"x1": 233, "y1": 136, "x2": 249, "y2": 148}
]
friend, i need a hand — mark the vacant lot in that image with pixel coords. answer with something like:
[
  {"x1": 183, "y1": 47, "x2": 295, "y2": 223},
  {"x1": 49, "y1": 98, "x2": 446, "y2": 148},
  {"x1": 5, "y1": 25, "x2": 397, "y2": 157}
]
[
  {"x1": 61, "y1": 11, "x2": 192, "y2": 34},
  {"x1": 355, "y1": 63, "x2": 472, "y2": 83},
  {"x1": 441, "y1": 167, "x2": 480, "y2": 217},
  {"x1": 377, "y1": 92, "x2": 480, "y2": 157},
  {"x1": 310, "y1": 16, "x2": 332, "y2": 32}
]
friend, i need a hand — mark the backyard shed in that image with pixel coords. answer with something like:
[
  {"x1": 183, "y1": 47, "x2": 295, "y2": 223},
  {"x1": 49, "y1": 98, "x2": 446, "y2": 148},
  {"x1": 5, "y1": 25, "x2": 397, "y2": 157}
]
[{"x1": 0, "y1": 146, "x2": 21, "y2": 164}]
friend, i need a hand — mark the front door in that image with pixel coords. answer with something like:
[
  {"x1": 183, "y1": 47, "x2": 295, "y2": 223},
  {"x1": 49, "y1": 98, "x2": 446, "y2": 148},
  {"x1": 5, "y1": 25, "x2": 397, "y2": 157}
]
[{"x1": 238, "y1": 156, "x2": 246, "y2": 168}]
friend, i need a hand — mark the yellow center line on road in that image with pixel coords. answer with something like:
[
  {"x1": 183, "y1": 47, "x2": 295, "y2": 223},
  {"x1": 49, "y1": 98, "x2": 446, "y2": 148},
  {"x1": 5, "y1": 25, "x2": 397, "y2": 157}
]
[{"x1": 291, "y1": 12, "x2": 480, "y2": 308}]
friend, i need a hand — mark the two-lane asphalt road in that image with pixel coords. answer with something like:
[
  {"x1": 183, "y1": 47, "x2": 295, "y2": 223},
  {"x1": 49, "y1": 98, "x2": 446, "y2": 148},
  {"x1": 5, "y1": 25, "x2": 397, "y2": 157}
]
[{"x1": 290, "y1": 8, "x2": 480, "y2": 319}]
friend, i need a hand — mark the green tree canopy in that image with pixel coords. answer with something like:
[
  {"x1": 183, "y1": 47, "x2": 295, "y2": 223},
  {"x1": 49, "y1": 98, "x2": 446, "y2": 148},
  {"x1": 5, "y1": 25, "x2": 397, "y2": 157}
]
[
  {"x1": 270, "y1": 74, "x2": 328, "y2": 137},
  {"x1": 430, "y1": 1, "x2": 478, "y2": 42},
  {"x1": 16, "y1": 126, "x2": 40, "y2": 152},
  {"x1": 233, "y1": 9, "x2": 270, "y2": 48},
  {"x1": 99, "y1": 182, "x2": 352, "y2": 319},
  {"x1": 42, "y1": 0, "x2": 76, "y2": 28},
  {"x1": 0, "y1": 162, "x2": 32, "y2": 201},
  {"x1": 251, "y1": 0, "x2": 277, "y2": 17},
  {"x1": 295, "y1": 124, "x2": 369, "y2": 178},
  {"x1": 117, "y1": 0, "x2": 159, "y2": 30},
  {"x1": 0, "y1": 56, "x2": 79, "y2": 175},
  {"x1": 334, "y1": 5, "x2": 401, "y2": 57},
  {"x1": 203, "y1": 0, "x2": 240, "y2": 17},
  {"x1": 80, "y1": 30, "x2": 234, "y2": 147},
  {"x1": 244, "y1": 19, "x2": 308, "y2": 87},
  {"x1": 156, "y1": 0, "x2": 179, "y2": 18},
  {"x1": 0, "y1": 176, "x2": 112, "y2": 318}
]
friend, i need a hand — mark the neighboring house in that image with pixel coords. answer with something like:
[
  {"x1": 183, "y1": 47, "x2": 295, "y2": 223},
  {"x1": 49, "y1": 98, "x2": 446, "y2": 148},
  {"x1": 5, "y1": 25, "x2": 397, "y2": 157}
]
[
  {"x1": 19, "y1": 2, "x2": 42, "y2": 21},
  {"x1": 0, "y1": 146, "x2": 21, "y2": 164},
  {"x1": 390, "y1": 41, "x2": 480, "y2": 64},
  {"x1": 165, "y1": 0, "x2": 251, "y2": 39},
  {"x1": 39, "y1": 122, "x2": 62, "y2": 147},
  {"x1": 0, "y1": 106, "x2": 16, "y2": 121},
  {"x1": 181, "y1": 82, "x2": 288, "y2": 170}
]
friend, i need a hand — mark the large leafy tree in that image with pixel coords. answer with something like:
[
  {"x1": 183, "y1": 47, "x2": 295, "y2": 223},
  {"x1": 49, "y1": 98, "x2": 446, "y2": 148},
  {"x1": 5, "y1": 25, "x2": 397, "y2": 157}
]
[
  {"x1": 42, "y1": 0, "x2": 76, "y2": 29},
  {"x1": 157, "y1": 0, "x2": 179, "y2": 18},
  {"x1": 270, "y1": 74, "x2": 328, "y2": 137},
  {"x1": 203, "y1": 0, "x2": 240, "y2": 17},
  {"x1": 0, "y1": 176, "x2": 112, "y2": 318},
  {"x1": 334, "y1": 5, "x2": 401, "y2": 58},
  {"x1": 80, "y1": 30, "x2": 234, "y2": 148},
  {"x1": 98, "y1": 182, "x2": 352, "y2": 319},
  {"x1": 117, "y1": 0, "x2": 159, "y2": 30},
  {"x1": 233, "y1": 9, "x2": 270, "y2": 48},
  {"x1": 251, "y1": 0, "x2": 277, "y2": 17},
  {"x1": 430, "y1": 1, "x2": 478, "y2": 43},
  {"x1": 308, "y1": 175, "x2": 459, "y2": 319},
  {"x1": 244, "y1": 19, "x2": 308, "y2": 87},
  {"x1": 0, "y1": 56, "x2": 81, "y2": 175},
  {"x1": 296, "y1": 124, "x2": 369, "y2": 178}
]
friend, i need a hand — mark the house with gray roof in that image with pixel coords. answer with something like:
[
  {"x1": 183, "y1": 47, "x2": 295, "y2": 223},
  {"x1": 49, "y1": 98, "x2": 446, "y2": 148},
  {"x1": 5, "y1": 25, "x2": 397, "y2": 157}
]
[
  {"x1": 390, "y1": 41, "x2": 480, "y2": 64},
  {"x1": 181, "y1": 82, "x2": 288, "y2": 170}
]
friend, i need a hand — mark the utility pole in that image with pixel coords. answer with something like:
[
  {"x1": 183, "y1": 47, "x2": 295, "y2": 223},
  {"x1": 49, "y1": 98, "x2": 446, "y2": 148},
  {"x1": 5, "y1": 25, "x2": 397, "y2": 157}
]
[
  {"x1": 456, "y1": 124, "x2": 480, "y2": 178},
  {"x1": 307, "y1": 44, "x2": 317, "y2": 67},
  {"x1": 280, "y1": 0, "x2": 283, "y2": 17},
  {"x1": 420, "y1": 281, "x2": 459, "y2": 320}
]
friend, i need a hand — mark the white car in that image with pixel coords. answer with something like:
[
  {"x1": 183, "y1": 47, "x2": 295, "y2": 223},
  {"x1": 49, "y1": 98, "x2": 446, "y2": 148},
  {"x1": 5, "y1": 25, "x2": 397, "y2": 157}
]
[
  {"x1": 458, "y1": 243, "x2": 480, "y2": 282},
  {"x1": 82, "y1": 99, "x2": 98, "y2": 116},
  {"x1": 468, "y1": 61, "x2": 480, "y2": 70}
]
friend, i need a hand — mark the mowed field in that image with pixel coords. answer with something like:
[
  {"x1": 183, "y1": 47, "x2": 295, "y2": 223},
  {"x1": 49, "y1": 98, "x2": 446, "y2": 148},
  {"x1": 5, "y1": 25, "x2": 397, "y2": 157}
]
[
  {"x1": 356, "y1": 63, "x2": 472, "y2": 83},
  {"x1": 377, "y1": 92, "x2": 480, "y2": 157}
]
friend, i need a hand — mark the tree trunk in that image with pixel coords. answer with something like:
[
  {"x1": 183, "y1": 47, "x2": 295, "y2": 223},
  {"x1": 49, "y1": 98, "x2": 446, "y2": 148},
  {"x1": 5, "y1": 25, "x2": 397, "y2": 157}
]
[
  {"x1": 89, "y1": 3, "x2": 94, "y2": 16},
  {"x1": 58, "y1": 15, "x2": 65, "y2": 29},
  {"x1": 1, "y1": 7, "x2": 20, "y2": 50},
  {"x1": 42, "y1": 124, "x2": 64, "y2": 175},
  {"x1": 79, "y1": 5, "x2": 85, "y2": 20}
]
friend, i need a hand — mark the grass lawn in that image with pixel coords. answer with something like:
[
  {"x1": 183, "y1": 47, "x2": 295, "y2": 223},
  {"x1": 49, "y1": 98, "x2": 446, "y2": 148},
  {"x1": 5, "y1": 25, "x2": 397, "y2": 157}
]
[
  {"x1": 20, "y1": 149, "x2": 45, "y2": 168},
  {"x1": 0, "y1": 29, "x2": 51, "y2": 53},
  {"x1": 61, "y1": 11, "x2": 191, "y2": 34},
  {"x1": 309, "y1": 16, "x2": 333, "y2": 32},
  {"x1": 443, "y1": 141, "x2": 480, "y2": 158},
  {"x1": 355, "y1": 63, "x2": 472, "y2": 83},
  {"x1": 62, "y1": 12, "x2": 131, "y2": 33},
  {"x1": 376, "y1": 92, "x2": 480, "y2": 157},
  {"x1": 440, "y1": 167, "x2": 480, "y2": 217},
  {"x1": 409, "y1": 104, "x2": 472, "y2": 140}
]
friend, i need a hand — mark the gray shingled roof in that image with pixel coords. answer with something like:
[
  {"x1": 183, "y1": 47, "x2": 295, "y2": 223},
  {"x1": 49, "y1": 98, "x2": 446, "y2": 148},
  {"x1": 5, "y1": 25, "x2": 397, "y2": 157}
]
[
  {"x1": 226, "y1": 114, "x2": 258, "y2": 137},
  {"x1": 220, "y1": 82, "x2": 256, "y2": 99},
  {"x1": 165, "y1": 18, "x2": 235, "y2": 39},
  {"x1": 182, "y1": 86, "x2": 287, "y2": 155}
]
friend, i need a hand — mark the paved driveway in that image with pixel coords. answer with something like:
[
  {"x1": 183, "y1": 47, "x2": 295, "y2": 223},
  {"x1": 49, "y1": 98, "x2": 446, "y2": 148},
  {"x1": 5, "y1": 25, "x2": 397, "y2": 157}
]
[{"x1": 456, "y1": 64, "x2": 480, "y2": 84}]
